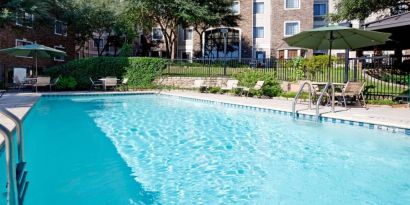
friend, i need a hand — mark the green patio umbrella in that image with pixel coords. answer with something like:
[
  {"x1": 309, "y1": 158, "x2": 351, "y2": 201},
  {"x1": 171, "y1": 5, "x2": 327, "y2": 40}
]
[
  {"x1": 283, "y1": 25, "x2": 391, "y2": 81},
  {"x1": 0, "y1": 43, "x2": 67, "y2": 76}
]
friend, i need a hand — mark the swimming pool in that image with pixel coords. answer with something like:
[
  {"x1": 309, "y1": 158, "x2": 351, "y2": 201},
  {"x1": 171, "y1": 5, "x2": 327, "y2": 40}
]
[{"x1": 2, "y1": 94, "x2": 410, "y2": 204}]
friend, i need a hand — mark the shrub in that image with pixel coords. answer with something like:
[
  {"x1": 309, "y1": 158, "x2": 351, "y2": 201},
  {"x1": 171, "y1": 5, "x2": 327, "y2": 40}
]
[
  {"x1": 56, "y1": 76, "x2": 77, "y2": 90},
  {"x1": 234, "y1": 70, "x2": 282, "y2": 97},
  {"x1": 232, "y1": 87, "x2": 243, "y2": 96},
  {"x1": 208, "y1": 87, "x2": 221, "y2": 94},
  {"x1": 45, "y1": 57, "x2": 166, "y2": 90}
]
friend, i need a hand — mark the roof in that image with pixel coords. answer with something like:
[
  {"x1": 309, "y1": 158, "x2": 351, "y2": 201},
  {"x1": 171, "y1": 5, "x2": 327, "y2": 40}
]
[{"x1": 364, "y1": 12, "x2": 410, "y2": 30}]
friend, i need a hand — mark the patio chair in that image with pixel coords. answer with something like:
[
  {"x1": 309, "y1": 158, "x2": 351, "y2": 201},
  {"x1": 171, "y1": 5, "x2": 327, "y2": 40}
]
[
  {"x1": 335, "y1": 81, "x2": 366, "y2": 108},
  {"x1": 121, "y1": 78, "x2": 129, "y2": 91},
  {"x1": 221, "y1": 80, "x2": 239, "y2": 93},
  {"x1": 33, "y1": 77, "x2": 51, "y2": 92},
  {"x1": 193, "y1": 79, "x2": 208, "y2": 92},
  {"x1": 49, "y1": 76, "x2": 60, "y2": 91},
  {"x1": 90, "y1": 77, "x2": 102, "y2": 91},
  {"x1": 242, "y1": 81, "x2": 264, "y2": 97},
  {"x1": 103, "y1": 77, "x2": 118, "y2": 91},
  {"x1": 0, "y1": 90, "x2": 5, "y2": 97}
]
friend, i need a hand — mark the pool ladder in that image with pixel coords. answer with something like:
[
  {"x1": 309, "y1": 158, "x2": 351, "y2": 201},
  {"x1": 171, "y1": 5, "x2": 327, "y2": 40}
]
[
  {"x1": 0, "y1": 109, "x2": 29, "y2": 205},
  {"x1": 292, "y1": 82, "x2": 335, "y2": 120}
]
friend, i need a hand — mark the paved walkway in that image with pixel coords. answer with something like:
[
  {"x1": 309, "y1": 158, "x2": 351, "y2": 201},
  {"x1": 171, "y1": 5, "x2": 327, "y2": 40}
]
[{"x1": 162, "y1": 90, "x2": 410, "y2": 129}]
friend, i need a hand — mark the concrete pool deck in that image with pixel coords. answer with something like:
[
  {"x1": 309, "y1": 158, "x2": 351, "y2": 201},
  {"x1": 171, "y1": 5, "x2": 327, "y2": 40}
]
[{"x1": 0, "y1": 90, "x2": 409, "y2": 147}]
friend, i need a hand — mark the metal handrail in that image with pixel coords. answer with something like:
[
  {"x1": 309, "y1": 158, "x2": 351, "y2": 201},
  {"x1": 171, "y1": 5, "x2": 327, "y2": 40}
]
[
  {"x1": 0, "y1": 109, "x2": 24, "y2": 163},
  {"x1": 0, "y1": 124, "x2": 18, "y2": 205},
  {"x1": 292, "y1": 81, "x2": 314, "y2": 117},
  {"x1": 315, "y1": 82, "x2": 335, "y2": 120}
]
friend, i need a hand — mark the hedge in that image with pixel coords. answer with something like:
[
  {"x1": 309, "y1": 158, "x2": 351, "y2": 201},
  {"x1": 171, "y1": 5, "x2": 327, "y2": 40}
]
[{"x1": 45, "y1": 57, "x2": 167, "y2": 89}]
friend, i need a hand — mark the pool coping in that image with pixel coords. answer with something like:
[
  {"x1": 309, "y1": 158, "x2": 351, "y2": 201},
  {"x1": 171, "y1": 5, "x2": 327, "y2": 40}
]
[{"x1": 1, "y1": 90, "x2": 409, "y2": 151}]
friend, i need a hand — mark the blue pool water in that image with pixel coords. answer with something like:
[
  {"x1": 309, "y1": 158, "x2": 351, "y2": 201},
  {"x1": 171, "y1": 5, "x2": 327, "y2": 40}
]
[{"x1": 1, "y1": 94, "x2": 410, "y2": 204}]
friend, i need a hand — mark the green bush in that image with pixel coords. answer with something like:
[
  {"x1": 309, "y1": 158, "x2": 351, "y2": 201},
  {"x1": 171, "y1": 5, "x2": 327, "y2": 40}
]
[
  {"x1": 234, "y1": 70, "x2": 282, "y2": 97},
  {"x1": 208, "y1": 87, "x2": 221, "y2": 94},
  {"x1": 56, "y1": 76, "x2": 77, "y2": 90},
  {"x1": 45, "y1": 57, "x2": 166, "y2": 90}
]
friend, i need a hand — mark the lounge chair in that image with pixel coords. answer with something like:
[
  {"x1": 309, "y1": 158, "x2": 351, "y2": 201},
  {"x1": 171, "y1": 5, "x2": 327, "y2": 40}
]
[
  {"x1": 49, "y1": 76, "x2": 60, "y2": 91},
  {"x1": 121, "y1": 78, "x2": 129, "y2": 91},
  {"x1": 242, "y1": 81, "x2": 264, "y2": 97},
  {"x1": 193, "y1": 80, "x2": 207, "y2": 92},
  {"x1": 90, "y1": 77, "x2": 102, "y2": 90},
  {"x1": 33, "y1": 77, "x2": 51, "y2": 92},
  {"x1": 102, "y1": 77, "x2": 118, "y2": 91},
  {"x1": 221, "y1": 80, "x2": 239, "y2": 93},
  {"x1": 0, "y1": 90, "x2": 5, "y2": 97},
  {"x1": 335, "y1": 81, "x2": 366, "y2": 108}
]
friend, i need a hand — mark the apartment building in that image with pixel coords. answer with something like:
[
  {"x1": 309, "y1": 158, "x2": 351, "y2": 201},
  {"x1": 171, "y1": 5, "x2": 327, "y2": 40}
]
[
  {"x1": 0, "y1": 10, "x2": 76, "y2": 85},
  {"x1": 165, "y1": 0, "x2": 324, "y2": 60},
  {"x1": 76, "y1": 33, "x2": 120, "y2": 58}
]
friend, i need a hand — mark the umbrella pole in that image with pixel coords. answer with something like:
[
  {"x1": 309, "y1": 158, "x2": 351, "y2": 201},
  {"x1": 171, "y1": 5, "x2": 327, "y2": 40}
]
[
  {"x1": 328, "y1": 31, "x2": 334, "y2": 83},
  {"x1": 35, "y1": 51, "x2": 38, "y2": 77}
]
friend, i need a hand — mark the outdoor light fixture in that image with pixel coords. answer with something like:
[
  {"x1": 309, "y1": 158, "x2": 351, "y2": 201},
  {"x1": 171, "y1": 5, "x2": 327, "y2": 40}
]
[{"x1": 221, "y1": 28, "x2": 229, "y2": 76}]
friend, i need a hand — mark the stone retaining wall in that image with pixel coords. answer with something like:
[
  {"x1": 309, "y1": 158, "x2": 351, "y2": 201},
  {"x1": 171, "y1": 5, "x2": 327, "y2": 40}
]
[
  {"x1": 156, "y1": 77, "x2": 234, "y2": 89},
  {"x1": 156, "y1": 76, "x2": 300, "y2": 92}
]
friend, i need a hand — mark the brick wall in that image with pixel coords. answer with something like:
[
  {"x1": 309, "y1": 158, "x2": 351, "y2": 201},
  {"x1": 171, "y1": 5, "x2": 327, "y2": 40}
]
[
  {"x1": 271, "y1": 0, "x2": 314, "y2": 57},
  {"x1": 0, "y1": 22, "x2": 76, "y2": 81}
]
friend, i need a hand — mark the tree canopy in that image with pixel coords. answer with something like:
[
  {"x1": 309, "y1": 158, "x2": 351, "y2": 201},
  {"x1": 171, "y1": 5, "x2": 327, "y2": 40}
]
[{"x1": 331, "y1": 0, "x2": 409, "y2": 21}]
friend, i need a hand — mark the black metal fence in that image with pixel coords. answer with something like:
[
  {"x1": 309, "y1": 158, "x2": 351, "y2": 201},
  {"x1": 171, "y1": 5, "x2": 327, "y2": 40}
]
[{"x1": 165, "y1": 57, "x2": 410, "y2": 100}]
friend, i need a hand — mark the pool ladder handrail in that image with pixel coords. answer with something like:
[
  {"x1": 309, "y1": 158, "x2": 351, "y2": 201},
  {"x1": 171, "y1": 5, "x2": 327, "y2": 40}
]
[
  {"x1": 315, "y1": 82, "x2": 335, "y2": 120},
  {"x1": 0, "y1": 109, "x2": 28, "y2": 205},
  {"x1": 292, "y1": 81, "x2": 314, "y2": 118}
]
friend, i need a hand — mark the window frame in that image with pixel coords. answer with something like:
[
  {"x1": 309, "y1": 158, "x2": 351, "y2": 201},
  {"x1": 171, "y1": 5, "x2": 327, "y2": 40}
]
[
  {"x1": 15, "y1": 10, "x2": 34, "y2": 28},
  {"x1": 152, "y1": 27, "x2": 164, "y2": 41},
  {"x1": 53, "y1": 45, "x2": 66, "y2": 62},
  {"x1": 284, "y1": 0, "x2": 300, "y2": 10},
  {"x1": 15, "y1": 39, "x2": 33, "y2": 58},
  {"x1": 54, "y1": 20, "x2": 68, "y2": 36},
  {"x1": 253, "y1": 27, "x2": 265, "y2": 38},
  {"x1": 314, "y1": 3, "x2": 327, "y2": 16},
  {"x1": 253, "y1": 2, "x2": 264, "y2": 14},
  {"x1": 184, "y1": 28, "x2": 193, "y2": 41},
  {"x1": 232, "y1": 0, "x2": 240, "y2": 15},
  {"x1": 93, "y1": 38, "x2": 104, "y2": 48},
  {"x1": 284, "y1": 21, "x2": 300, "y2": 37}
]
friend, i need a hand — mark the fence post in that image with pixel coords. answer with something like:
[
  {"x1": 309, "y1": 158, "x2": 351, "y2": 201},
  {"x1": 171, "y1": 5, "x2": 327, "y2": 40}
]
[
  {"x1": 344, "y1": 50, "x2": 349, "y2": 83},
  {"x1": 408, "y1": 73, "x2": 410, "y2": 108},
  {"x1": 353, "y1": 58, "x2": 358, "y2": 81}
]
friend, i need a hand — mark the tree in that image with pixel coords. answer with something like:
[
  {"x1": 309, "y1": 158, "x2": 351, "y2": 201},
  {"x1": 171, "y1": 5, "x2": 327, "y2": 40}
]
[
  {"x1": 126, "y1": 0, "x2": 238, "y2": 59},
  {"x1": 331, "y1": 0, "x2": 409, "y2": 21},
  {"x1": 68, "y1": 0, "x2": 135, "y2": 56},
  {"x1": 186, "y1": 0, "x2": 239, "y2": 58},
  {"x1": 0, "y1": 0, "x2": 54, "y2": 27}
]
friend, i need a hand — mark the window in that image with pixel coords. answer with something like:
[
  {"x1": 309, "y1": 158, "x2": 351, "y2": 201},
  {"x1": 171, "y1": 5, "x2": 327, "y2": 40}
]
[
  {"x1": 152, "y1": 27, "x2": 164, "y2": 40},
  {"x1": 184, "y1": 28, "x2": 193, "y2": 41},
  {"x1": 314, "y1": 4, "x2": 327, "y2": 16},
  {"x1": 253, "y1": 27, "x2": 264, "y2": 38},
  {"x1": 93, "y1": 38, "x2": 103, "y2": 48},
  {"x1": 285, "y1": 0, "x2": 300, "y2": 9},
  {"x1": 284, "y1": 21, "x2": 300, "y2": 36},
  {"x1": 232, "y1": 1, "x2": 240, "y2": 15},
  {"x1": 254, "y1": 2, "x2": 264, "y2": 14},
  {"x1": 15, "y1": 39, "x2": 33, "y2": 58},
  {"x1": 16, "y1": 10, "x2": 33, "y2": 28},
  {"x1": 55, "y1": 20, "x2": 68, "y2": 36},
  {"x1": 54, "y1": 46, "x2": 65, "y2": 62},
  {"x1": 204, "y1": 28, "x2": 240, "y2": 59}
]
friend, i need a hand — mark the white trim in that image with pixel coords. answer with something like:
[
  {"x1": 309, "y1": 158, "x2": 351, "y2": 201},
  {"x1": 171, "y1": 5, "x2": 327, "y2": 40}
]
[
  {"x1": 15, "y1": 39, "x2": 33, "y2": 58},
  {"x1": 152, "y1": 27, "x2": 164, "y2": 41},
  {"x1": 283, "y1": 20, "x2": 300, "y2": 37},
  {"x1": 232, "y1": 0, "x2": 240, "y2": 15},
  {"x1": 53, "y1": 45, "x2": 65, "y2": 62},
  {"x1": 284, "y1": 0, "x2": 300, "y2": 10}
]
